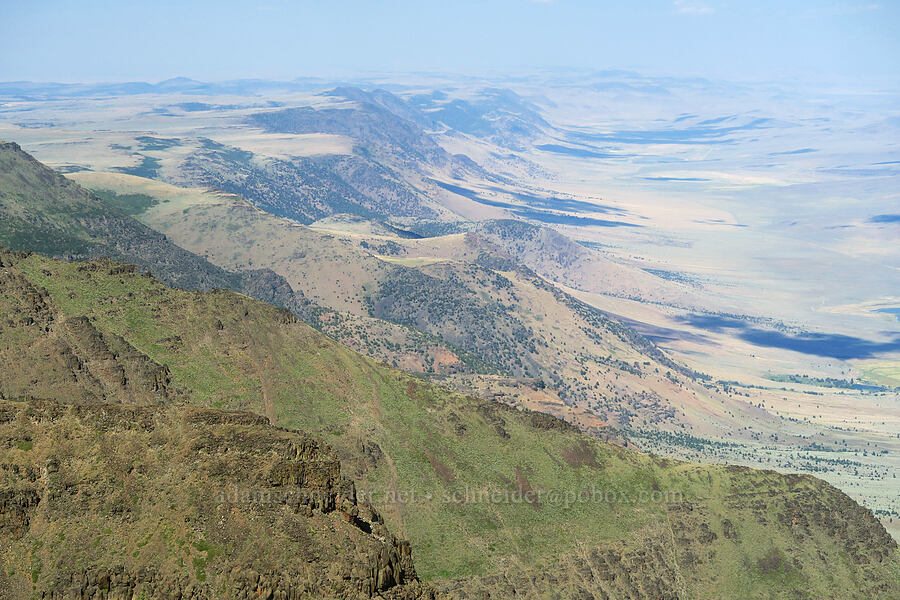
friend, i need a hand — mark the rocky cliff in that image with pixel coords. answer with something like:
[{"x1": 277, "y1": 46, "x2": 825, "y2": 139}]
[{"x1": 0, "y1": 398, "x2": 432, "y2": 599}]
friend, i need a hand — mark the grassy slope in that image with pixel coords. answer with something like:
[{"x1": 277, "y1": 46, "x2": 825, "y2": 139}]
[
  {"x1": 0, "y1": 141, "x2": 109, "y2": 255},
  {"x1": 5, "y1": 250, "x2": 898, "y2": 598},
  {"x1": 0, "y1": 141, "x2": 217, "y2": 288},
  {"x1": 67, "y1": 173, "x2": 494, "y2": 376},
  {"x1": 0, "y1": 142, "x2": 315, "y2": 325}
]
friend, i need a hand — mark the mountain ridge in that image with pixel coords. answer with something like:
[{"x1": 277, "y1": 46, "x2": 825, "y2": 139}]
[
  {"x1": 0, "y1": 246, "x2": 896, "y2": 597},
  {"x1": 0, "y1": 140, "x2": 317, "y2": 321}
]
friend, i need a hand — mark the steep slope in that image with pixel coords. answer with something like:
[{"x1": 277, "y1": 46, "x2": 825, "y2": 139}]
[
  {"x1": 243, "y1": 90, "x2": 500, "y2": 195},
  {"x1": 2, "y1": 248, "x2": 897, "y2": 598},
  {"x1": 145, "y1": 88, "x2": 509, "y2": 227},
  {"x1": 406, "y1": 87, "x2": 551, "y2": 150},
  {"x1": 323, "y1": 86, "x2": 550, "y2": 153},
  {"x1": 0, "y1": 399, "x2": 427, "y2": 600},
  {"x1": 172, "y1": 138, "x2": 441, "y2": 225},
  {"x1": 73, "y1": 172, "x2": 787, "y2": 441},
  {"x1": 0, "y1": 141, "x2": 312, "y2": 319},
  {"x1": 247, "y1": 97, "x2": 455, "y2": 172},
  {"x1": 68, "y1": 172, "x2": 495, "y2": 371},
  {"x1": 467, "y1": 219, "x2": 708, "y2": 307}
]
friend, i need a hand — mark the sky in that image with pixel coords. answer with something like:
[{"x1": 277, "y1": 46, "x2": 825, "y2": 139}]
[{"x1": 0, "y1": 0, "x2": 897, "y2": 85}]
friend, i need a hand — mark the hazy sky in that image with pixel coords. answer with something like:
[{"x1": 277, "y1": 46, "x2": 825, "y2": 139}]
[{"x1": 1, "y1": 0, "x2": 897, "y2": 85}]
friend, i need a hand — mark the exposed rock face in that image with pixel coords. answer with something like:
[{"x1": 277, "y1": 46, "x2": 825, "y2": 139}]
[
  {"x1": 438, "y1": 535, "x2": 684, "y2": 600},
  {"x1": 0, "y1": 399, "x2": 432, "y2": 600},
  {"x1": 0, "y1": 255, "x2": 172, "y2": 404},
  {"x1": 61, "y1": 315, "x2": 173, "y2": 399},
  {"x1": 720, "y1": 466, "x2": 899, "y2": 568}
]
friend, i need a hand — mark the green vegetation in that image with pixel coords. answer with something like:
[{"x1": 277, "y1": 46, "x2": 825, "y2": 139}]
[
  {"x1": 625, "y1": 428, "x2": 741, "y2": 452},
  {"x1": 135, "y1": 135, "x2": 182, "y2": 151},
  {"x1": 115, "y1": 154, "x2": 161, "y2": 178},
  {"x1": 768, "y1": 373, "x2": 888, "y2": 390},
  {"x1": 0, "y1": 398, "x2": 425, "y2": 598},
  {"x1": 180, "y1": 137, "x2": 433, "y2": 225},
  {"x1": 0, "y1": 141, "x2": 314, "y2": 325},
  {"x1": 0, "y1": 142, "x2": 107, "y2": 256},
  {"x1": 642, "y1": 267, "x2": 701, "y2": 286},
  {"x1": 1, "y1": 248, "x2": 897, "y2": 598},
  {"x1": 91, "y1": 188, "x2": 159, "y2": 215}
]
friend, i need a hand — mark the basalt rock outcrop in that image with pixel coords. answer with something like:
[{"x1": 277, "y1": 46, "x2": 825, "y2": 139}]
[
  {"x1": 0, "y1": 398, "x2": 432, "y2": 599},
  {"x1": 0, "y1": 255, "x2": 172, "y2": 404}
]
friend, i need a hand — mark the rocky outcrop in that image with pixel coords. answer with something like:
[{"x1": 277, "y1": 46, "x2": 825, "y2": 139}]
[
  {"x1": 438, "y1": 533, "x2": 683, "y2": 600},
  {"x1": 0, "y1": 399, "x2": 432, "y2": 599},
  {"x1": 61, "y1": 315, "x2": 172, "y2": 400},
  {"x1": 0, "y1": 253, "x2": 172, "y2": 404}
]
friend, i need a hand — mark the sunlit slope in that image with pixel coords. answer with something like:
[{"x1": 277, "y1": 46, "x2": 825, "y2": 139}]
[
  {"x1": 71, "y1": 172, "x2": 773, "y2": 440},
  {"x1": 2, "y1": 248, "x2": 897, "y2": 598}
]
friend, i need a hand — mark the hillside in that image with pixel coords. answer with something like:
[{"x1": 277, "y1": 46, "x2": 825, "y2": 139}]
[
  {"x1": 172, "y1": 137, "x2": 443, "y2": 225},
  {"x1": 466, "y1": 219, "x2": 709, "y2": 308},
  {"x1": 246, "y1": 91, "x2": 486, "y2": 176},
  {"x1": 1, "y1": 247, "x2": 897, "y2": 598},
  {"x1": 149, "y1": 88, "x2": 505, "y2": 226},
  {"x1": 0, "y1": 140, "x2": 316, "y2": 322},
  {"x1": 62, "y1": 167, "x2": 900, "y2": 531},
  {"x1": 71, "y1": 172, "x2": 798, "y2": 439},
  {"x1": 0, "y1": 399, "x2": 427, "y2": 599}
]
